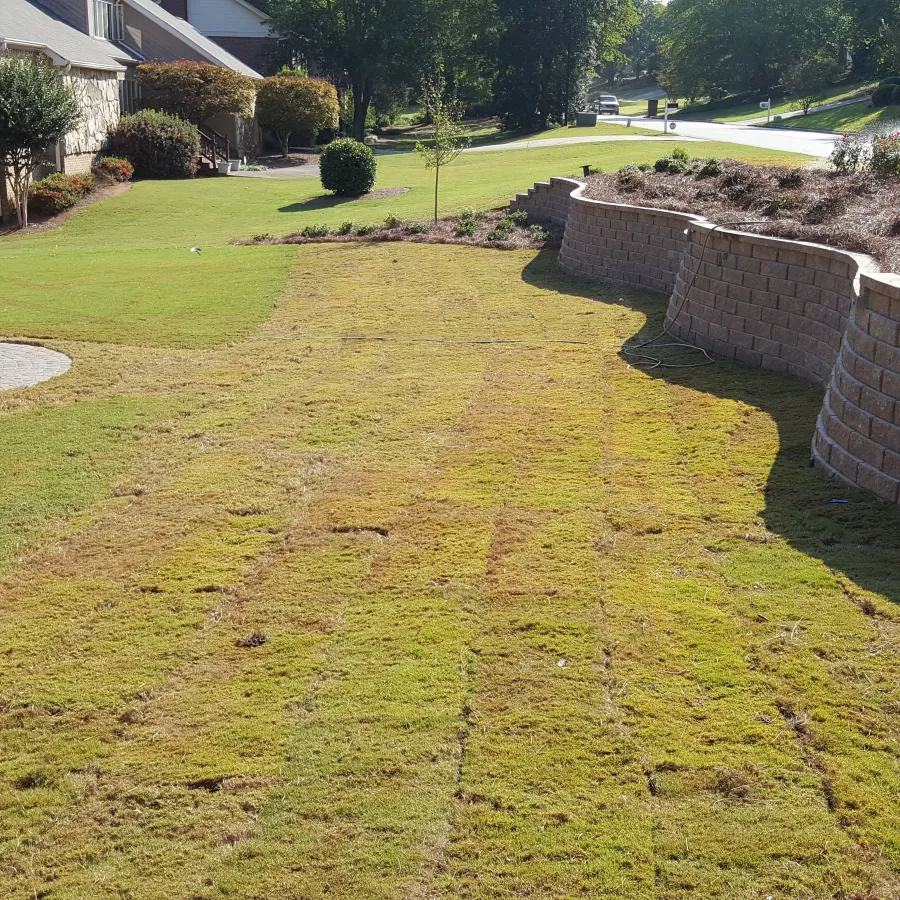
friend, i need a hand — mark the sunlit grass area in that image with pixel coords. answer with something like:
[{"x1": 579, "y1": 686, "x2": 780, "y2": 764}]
[{"x1": 4, "y1": 138, "x2": 896, "y2": 899}]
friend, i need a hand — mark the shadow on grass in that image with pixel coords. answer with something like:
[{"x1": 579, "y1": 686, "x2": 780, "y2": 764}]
[
  {"x1": 522, "y1": 248, "x2": 900, "y2": 605},
  {"x1": 278, "y1": 187, "x2": 411, "y2": 214}
]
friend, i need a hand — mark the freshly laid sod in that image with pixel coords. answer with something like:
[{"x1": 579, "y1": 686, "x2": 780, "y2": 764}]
[
  {"x1": 5, "y1": 140, "x2": 897, "y2": 898},
  {"x1": 1, "y1": 240, "x2": 899, "y2": 900}
]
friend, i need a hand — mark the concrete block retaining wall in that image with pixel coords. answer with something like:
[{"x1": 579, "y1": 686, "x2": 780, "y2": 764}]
[{"x1": 511, "y1": 178, "x2": 900, "y2": 504}]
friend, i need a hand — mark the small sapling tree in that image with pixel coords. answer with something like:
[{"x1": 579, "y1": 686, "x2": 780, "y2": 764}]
[
  {"x1": 783, "y1": 60, "x2": 832, "y2": 116},
  {"x1": 415, "y1": 68, "x2": 469, "y2": 223},
  {"x1": 0, "y1": 55, "x2": 80, "y2": 228}
]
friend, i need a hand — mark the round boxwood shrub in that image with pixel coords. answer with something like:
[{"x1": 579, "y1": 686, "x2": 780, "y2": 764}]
[
  {"x1": 872, "y1": 83, "x2": 896, "y2": 108},
  {"x1": 891, "y1": 85, "x2": 900, "y2": 106},
  {"x1": 319, "y1": 138, "x2": 376, "y2": 195},
  {"x1": 107, "y1": 109, "x2": 200, "y2": 179},
  {"x1": 880, "y1": 76, "x2": 900, "y2": 86}
]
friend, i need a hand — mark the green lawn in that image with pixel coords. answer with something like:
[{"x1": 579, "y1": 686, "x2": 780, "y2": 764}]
[
  {"x1": 8, "y1": 139, "x2": 899, "y2": 900},
  {"x1": 511, "y1": 121, "x2": 660, "y2": 141},
  {"x1": 674, "y1": 81, "x2": 876, "y2": 123},
  {"x1": 771, "y1": 101, "x2": 900, "y2": 133},
  {"x1": 0, "y1": 140, "x2": 805, "y2": 347}
]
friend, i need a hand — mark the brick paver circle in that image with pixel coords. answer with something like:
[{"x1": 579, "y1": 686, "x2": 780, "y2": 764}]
[{"x1": 0, "y1": 342, "x2": 72, "y2": 391}]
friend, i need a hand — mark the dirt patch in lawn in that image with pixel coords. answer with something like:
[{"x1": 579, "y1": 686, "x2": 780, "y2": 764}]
[
  {"x1": 0, "y1": 181, "x2": 132, "y2": 237},
  {"x1": 582, "y1": 160, "x2": 900, "y2": 272},
  {"x1": 234, "y1": 209, "x2": 560, "y2": 251}
]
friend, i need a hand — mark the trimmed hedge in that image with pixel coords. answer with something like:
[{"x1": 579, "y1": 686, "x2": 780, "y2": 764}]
[
  {"x1": 108, "y1": 110, "x2": 200, "y2": 179},
  {"x1": 872, "y1": 82, "x2": 900, "y2": 107},
  {"x1": 320, "y1": 138, "x2": 377, "y2": 195},
  {"x1": 93, "y1": 156, "x2": 134, "y2": 183}
]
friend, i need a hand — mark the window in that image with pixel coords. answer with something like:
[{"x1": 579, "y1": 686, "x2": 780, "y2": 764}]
[
  {"x1": 92, "y1": 0, "x2": 124, "y2": 41},
  {"x1": 119, "y1": 78, "x2": 141, "y2": 115}
]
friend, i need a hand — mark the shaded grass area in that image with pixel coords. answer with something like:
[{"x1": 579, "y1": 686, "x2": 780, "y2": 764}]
[{"x1": 0, "y1": 242, "x2": 898, "y2": 899}]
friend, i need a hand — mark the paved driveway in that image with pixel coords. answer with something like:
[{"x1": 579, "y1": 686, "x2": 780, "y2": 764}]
[{"x1": 606, "y1": 115, "x2": 838, "y2": 157}]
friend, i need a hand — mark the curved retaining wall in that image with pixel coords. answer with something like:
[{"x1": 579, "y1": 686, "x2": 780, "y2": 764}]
[{"x1": 510, "y1": 178, "x2": 900, "y2": 504}]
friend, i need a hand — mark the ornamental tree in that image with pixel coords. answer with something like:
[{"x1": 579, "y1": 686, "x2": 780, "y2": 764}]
[
  {"x1": 255, "y1": 75, "x2": 339, "y2": 157},
  {"x1": 414, "y1": 69, "x2": 469, "y2": 222},
  {"x1": 136, "y1": 60, "x2": 256, "y2": 125},
  {"x1": 0, "y1": 55, "x2": 80, "y2": 228}
]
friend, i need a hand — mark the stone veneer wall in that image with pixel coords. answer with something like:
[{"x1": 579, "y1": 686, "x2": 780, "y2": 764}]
[
  {"x1": 510, "y1": 178, "x2": 900, "y2": 504},
  {"x1": 61, "y1": 68, "x2": 121, "y2": 166}
]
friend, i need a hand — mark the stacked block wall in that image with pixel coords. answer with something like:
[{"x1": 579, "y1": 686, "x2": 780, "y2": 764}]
[{"x1": 510, "y1": 178, "x2": 900, "y2": 503}]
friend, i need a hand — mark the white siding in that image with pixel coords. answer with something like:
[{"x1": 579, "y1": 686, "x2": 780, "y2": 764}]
[{"x1": 185, "y1": 0, "x2": 269, "y2": 37}]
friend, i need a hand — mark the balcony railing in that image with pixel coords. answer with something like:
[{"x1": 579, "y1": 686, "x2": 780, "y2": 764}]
[{"x1": 92, "y1": 0, "x2": 124, "y2": 41}]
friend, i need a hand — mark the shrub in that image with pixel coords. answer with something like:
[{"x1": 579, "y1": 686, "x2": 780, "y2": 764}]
[
  {"x1": 28, "y1": 180, "x2": 77, "y2": 216},
  {"x1": 300, "y1": 223, "x2": 330, "y2": 237},
  {"x1": 405, "y1": 223, "x2": 430, "y2": 234},
  {"x1": 891, "y1": 86, "x2": 900, "y2": 106},
  {"x1": 384, "y1": 213, "x2": 402, "y2": 228},
  {"x1": 459, "y1": 207, "x2": 482, "y2": 225},
  {"x1": 654, "y1": 156, "x2": 688, "y2": 174},
  {"x1": 871, "y1": 84, "x2": 896, "y2": 108},
  {"x1": 529, "y1": 224, "x2": 549, "y2": 241},
  {"x1": 777, "y1": 168, "x2": 804, "y2": 188},
  {"x1": 803, "y1": 190, "x2": 849, "y2": 224},
  {"x1": 92, "y1": 156, "x2": 133, "y2": 183},
  {"x1": 255, "y1": 75, "x2": 339, "y2": 157},
  {"x1": 671, "y1": 145, "x2": 690, "y2": 163},
  {"x1": 108, "y1": 110, "x2": 200, "y2": 179},
  {"x1": 487, "y1": 218, "x2": 516, "y2": 241},
  {"x1": 871, "y1": 132, "x2": 900, "y2": 177},
  {"x1": 505, "y1": 209, "x2": 528, "y2": 226},
  {"x1": 337, "y1": 220, "x2": 354, "y2": 235},
  {"x1": 320, "y1": 138, "x2": 377, "y2": 195},
  {"x1": 880, "y1": 76, "x2": 900, "y2": 86},
  {"x1": 617, "y1": 164, "x2": 645, "y2": 190},
  {"x1": 455, "y1": 220, "x2": 477, "y2": 237},
  {"x1": 41, "y1": 171, "x2": 95, "y2": 197},
  {"x1": 356, "y1": 224, "x2": 377, "y2": 235},
  {"x1": 830, "y1": 133, "x2": 867, "y2": 174},
  {"x1": 697, "y1": 157, "x2": 724, "y2": 178},
  {"x1": 136, "y1": 61, "x2": 255, "y2": 124}
]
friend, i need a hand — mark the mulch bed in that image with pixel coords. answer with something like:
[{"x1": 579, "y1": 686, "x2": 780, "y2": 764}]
[
  {"x1": 0, "y1": 181, "x2": 132, "y2": 237},
  {"x1": 234, "y1": 210, "x2": 560, "y2": 251},
  {"x1": 581, "y1": 160, "x2": 900, "y2": 272}
]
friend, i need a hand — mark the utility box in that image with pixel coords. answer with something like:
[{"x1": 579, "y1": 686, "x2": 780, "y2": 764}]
[
  {"x1": 576, "y1": 111, "x2": 598, "y2": 127},
  {"x1": 647, "y1": 99, "x2": 659, "y2": 117}
]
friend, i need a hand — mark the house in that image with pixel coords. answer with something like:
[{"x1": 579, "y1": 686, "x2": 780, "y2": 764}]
[
  {"x1": 0, "y1": 0, "x2": 263, "y2": 180},
  {"x1": 155, "y1": 0, "x2": 282, "y2": 76}
]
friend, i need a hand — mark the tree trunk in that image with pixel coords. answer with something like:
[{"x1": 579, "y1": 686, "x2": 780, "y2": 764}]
[
  {"x1": 0, "y1": 167, "x2": 10, "y2": 226},
  {"x1": 351, "y1": 74, "x2": 373, "y2": 142},
  {"x1": 281, "y1": 133, "x2": 290, "y2": 158},
  {"x1": 433, "y1": 164, "x2": 439, "y2": 223}
]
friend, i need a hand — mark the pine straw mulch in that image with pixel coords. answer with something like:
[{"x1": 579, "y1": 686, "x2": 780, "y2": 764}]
[
  {"x1": 581, "y1": 161, "x2": 900, "y2": 273},
  {"x1": 233, "y1": 210, "x2": 561, "y2": 252}
]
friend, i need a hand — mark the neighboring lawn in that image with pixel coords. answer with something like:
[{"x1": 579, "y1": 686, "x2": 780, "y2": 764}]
[
  {"x1": 674, "y1": 81, "x2": 876, "y2": 123},
  {"x1": 772, "y1": 102, "x2": 900, "y2": 133},
  {"x1": 511, "y1": 122, "x2": 660, "y2": 141},
  {"x1": 0, "y1": 238, "x2": 899, "y2": 899}
]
